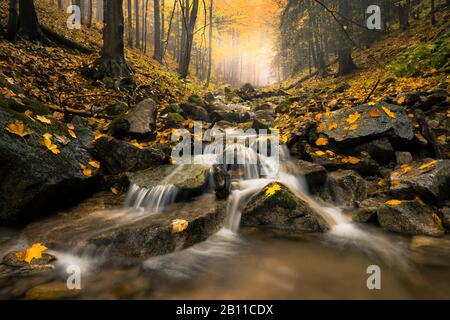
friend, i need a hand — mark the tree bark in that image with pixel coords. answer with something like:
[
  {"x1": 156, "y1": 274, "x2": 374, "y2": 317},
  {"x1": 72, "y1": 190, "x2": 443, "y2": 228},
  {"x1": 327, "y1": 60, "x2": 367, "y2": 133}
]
[
  {"x1": 127, "y1": 0, "x2": 133, "y2": 47},
  {"x1": 205, "y1": 0, "x2": 213, "y2": 87},
  {"x1": 99, "y1": 0, "x2": 131, "y2": 78},
  {"x1": 178, "y1": 0, "x2": 199, "y2": 78},
  {"x1": 6, "y1": 0, "x2": 18, "y2": 41},
  {"x1": 154, "y1": 0, "x2": 163, "y2": 62},
  {"x1": 337, "y1": 0, "x2": 356, "y2": 76},
  {"x1": 135, "y1": 0, "x2": 140, "y2": 48},
  {"x1": 17, "y1": 0, "x2": 47, "y2": 43},
  {"x1": 431, "y1": 0, "x2": 436, "y2": 25}
]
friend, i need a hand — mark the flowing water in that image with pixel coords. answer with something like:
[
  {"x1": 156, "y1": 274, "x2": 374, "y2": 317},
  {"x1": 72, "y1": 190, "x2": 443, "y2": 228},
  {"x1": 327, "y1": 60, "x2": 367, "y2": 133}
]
[{"x1": 1, "y1": 126, "x2": 450, "y2": 299}]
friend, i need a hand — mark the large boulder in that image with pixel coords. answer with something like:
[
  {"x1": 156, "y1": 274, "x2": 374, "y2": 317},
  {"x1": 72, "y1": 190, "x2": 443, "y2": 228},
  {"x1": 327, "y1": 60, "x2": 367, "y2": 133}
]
[
  {"x1": 241, "y1": 182, "x2": 330, "y2": 233},
  {"x1": 125, "y1": 98, "x2": 158, "y2": 136},
  {"x1": 21, "y1": 193, "x2": 227, "y2": 260},
  {"x1": 126, "y1": 164, "x2": 211, "y2": 200},
  {"x1": 93, "y1": 137, "x2": 167, "y2": 175},
  {"x1": 352, "y1": 138, "x2": 394, "y2": 165},
  {"x1": 325, "y1": 170, "x2": 367, "y2": 207},
  {"x1": 210, "y1": 111, "x2": 250, "y2": 124},
  {"x1": 320, "y1": 102, "x2": 414, "y2": 149},
  {"x1": 389, "y1": 159, "x2": 450, "y2": 204},
  {"x1": 309, "y1": 151, "x2": 379, "y2": 177},
  {"x1": 0, "y1": 106, "x2": 101, "y2": 224},
  {"x1": 252, "y1": 110, "x2": 275, "y2": 130},
  {"x1": 377, "y1": 199, "x2": 445, "y2": 237}
]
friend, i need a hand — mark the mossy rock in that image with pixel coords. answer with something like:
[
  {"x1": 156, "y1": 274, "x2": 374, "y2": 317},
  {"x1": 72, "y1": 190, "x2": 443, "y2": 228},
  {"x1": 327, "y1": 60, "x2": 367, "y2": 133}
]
[
  {"x1": 242, "y1": 182, "x2": 330, "y2": 233},
  {"x1": 0, "y1": 95, "x2": 50, "y2": 115}
]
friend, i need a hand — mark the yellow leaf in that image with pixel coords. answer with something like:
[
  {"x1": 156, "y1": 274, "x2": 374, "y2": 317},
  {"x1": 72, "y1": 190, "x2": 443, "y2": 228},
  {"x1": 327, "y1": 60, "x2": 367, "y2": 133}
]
[
  {"x1": 316, "y1": 123, "x2": 326, "y2": 133},
  {"x1": 396, "y1": 96, "x2": 406, "y2": 105},
  {"x1": 367, "y1": 102, "x2": 376, "y2": 106},
  {"x1": 347, "y1": 123, "x2": 358, "y2": 131},
  {"x1": 265, "y1": 184, "x2": 281, "y2": 197},
  {"x1": 88, "y1": 160, "x2": 101, "y2": 169},
  {"x1": 432, "y1": 212, "x2": 443, "y2": 229},
  {"x1": 280, "y1": 135, "x2": 288, "y2": 144},
  {"x1": 315, "y1": 137, "x2": 329, "y2": 146},
  {"x1": 382, "y1": 106, "x2": 396, "y2": 119},
  {"x1": 68, "y1": 129, "x2": 77, "y2": 139},
  {"x1": 172, "y1": 219, "x2": 189, "y2": 233},
  {"x1": 16, "y1": 243, "x2": 48, "y2": 264},
  {"x1": 328, "y1": 122, "x2": 338, "y2": 130},
  {"x1": 400, "y1": 164, "x2": 413, "y2": 173},
  {"x1": 315, "y1": 150, "x2": 326, "y2": 157},
  {"x1": 36, "y1": 115, "x2": 52, "y2": 125},
  {"x1": 418, "y1": 160, "x2": 437, "y2": 171},
  {"x1": 437, "y1": 135, "x2": 447, "y2": 144},
  {"x1": 130, "y1": 139, "x2": 145, "y2": 149},
  {"x1": 385, "y1": 199, "x2": 402, "y2": 206},
  {"x1": 111, "y1": 187, "x2": 119, "y2": 195},
  {"x1": 347, "y1": 156, "x2": 360, "y2": 164},
  {"x1": 83, "y1": 168, "x2": 93, "y2": 177},
  {"x1": 346, "y1": 112, "x2": 361, "y2": 124},
  {"x1": 5, "y1": 120, "x2": 33, "y2": 138},
  {"x1": 39, "y1": 133, "x2": 60, "y2": 154},
  {"x1": 369, "y1": 109, "x2": 381, "y2": 118}
]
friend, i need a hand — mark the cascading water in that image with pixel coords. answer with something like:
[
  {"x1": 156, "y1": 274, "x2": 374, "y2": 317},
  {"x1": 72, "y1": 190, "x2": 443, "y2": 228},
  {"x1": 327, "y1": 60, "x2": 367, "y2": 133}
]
[{"x1": 124, "y1": 183, "x2": 178, "y2": 214}]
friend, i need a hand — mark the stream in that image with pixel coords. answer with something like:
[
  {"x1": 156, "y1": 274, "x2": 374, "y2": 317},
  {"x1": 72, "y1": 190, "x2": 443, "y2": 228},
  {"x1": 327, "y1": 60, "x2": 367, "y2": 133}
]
[{"x1": 1, "y1": 125, "x2": 450, "y2": 299}]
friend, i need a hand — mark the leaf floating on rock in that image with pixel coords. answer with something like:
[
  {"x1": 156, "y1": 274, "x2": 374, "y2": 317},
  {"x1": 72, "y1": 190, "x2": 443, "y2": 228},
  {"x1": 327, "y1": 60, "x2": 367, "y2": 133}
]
[
  {"x1": 367, "y1": 102, "x2": 376, "y2": 106},
  {"x1": 345, "y1": 112, "x2": 360, "y2": 124},
  {"x1": 36, "y1": 115, "x2": 52, "y2": 125},
  {"x1": 315, "y1": 150, "x2": 326, "y2": 157},
  {"x1": 385, "y1": 199, "x2": 402, "y2": 206},
  {"x1": 347, "y1": 156, "x2": 360, "y2": 164},
  {"x1": 315, "y1": 137, "x2": 329, "y2": 146},
  {"x1": 5, "y1": 120, "x2": 33, "y2": 138},
  {"x1": 15, "y1": 243, "x2": 48, "y2": 264},
  {"x1": 68, "y1": 129, "x2": 77, "y2": 139},
  {"x1": 396, "y1": 96, "x2": 406, "y2": 105},
  {"x1": 369, "y1": 109, "x2": 381, "y2": 118},
  {"x1": 381, "y1": 106, "x2": 396, "y2": 119},
  {"x1": 39, "y1": 133, "x2": 61, "y2": 154},
  {"x1": 418, "y1": 160, "x2": 437, "y2": 171},
  {"x1": 328, "y1": 122, "x2": 338, "y2": 130},
  {"x1": 265, "y1": 184, "x2": 281, "y2": 197},
  {"x1": 79, "y1": 163, "x2": 93, "y2": 177},
  {"x1": 88, "y1": 160, "x2": 101, "y2": 169},
  {"x1": 172, "y1": 219, "x2": 189, "y2": 233}
]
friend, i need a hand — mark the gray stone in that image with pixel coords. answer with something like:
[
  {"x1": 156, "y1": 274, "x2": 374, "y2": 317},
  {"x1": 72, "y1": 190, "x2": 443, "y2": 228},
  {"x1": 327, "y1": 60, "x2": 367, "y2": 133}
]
[
  {"x1": 325, "y1": 170, "x2": 367, "y2": 207},
  {"x1": 125, "y1": 98, "x2": 157, "y2": 135},
  {"x1": 395, "y1": 151, "x2": 413, "y2": 165},
  {"x1": 377, "y1": 200, "x2": 444, "y2": 237}
]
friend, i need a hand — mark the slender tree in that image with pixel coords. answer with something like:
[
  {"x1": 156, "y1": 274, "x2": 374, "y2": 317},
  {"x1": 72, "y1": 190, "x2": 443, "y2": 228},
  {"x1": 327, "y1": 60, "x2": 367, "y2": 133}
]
[
  {"x1": 178, "y1": 0, "x2": 199, "y2": 78},
  {"x1": 127, "y1": 0, "x2": 133, "y2": 47},
  {"x1": 336, "y1": 0, "x2": 356, "y2": 75},
  {"x1": 154, "y1": 0, "x2": 163, "y2": 62},
  {"x1": 205, "y1": 0, "x2": 213, "y2": 87},
  {"x1": 6, "y1": 0, "x2": 18, "y2": 41},
  {"x1": 135, "y1": 0, "x2": 140, "y2": 48}
]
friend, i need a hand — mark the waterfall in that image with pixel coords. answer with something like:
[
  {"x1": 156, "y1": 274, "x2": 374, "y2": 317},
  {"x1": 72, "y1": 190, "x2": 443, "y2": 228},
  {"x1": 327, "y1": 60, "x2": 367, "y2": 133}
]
[{"x1": 124, "y1": 183, "x2": 178, "y2": 214}]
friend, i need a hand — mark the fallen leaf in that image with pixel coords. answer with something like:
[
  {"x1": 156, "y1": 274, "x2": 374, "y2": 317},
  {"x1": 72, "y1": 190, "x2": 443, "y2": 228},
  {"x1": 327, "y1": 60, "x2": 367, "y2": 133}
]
[
  {"x1": 83, "y1": 168, "x2": 92, "y2": 177},
  {"x1": 88, "y1": 160, "x2": 101, "y2": 169},
  {"x1": 68, "y1": 129, "x2": 77, "y2": 139},
  {"x1": 55, "y1": 134, "x2": 70, "y2": 145},
  {"x1": 396, "y1": 96, "x2": 406, "y2": 105},
  {"x1": 385, "y1": 199, "x2": 402, "y2": 206},
  {"x1": 418, "y1": 160, "x2": 437, "y2": 170},
  {"x1": 36, "y1": 115, "x2": 52, "y2": 125},
  {"x1": 15, "y1": 243, "x2": 48, "y2": 264},
  {"x1": 172, "y1": 219, "x2": 189, "y2": 233},
  {"x1": 111, "y1": 187, "x2": 119, "y2": 195},
  {"x1": 130, "y1": 139, "x2": 145, "y2": 149},
  {"x1": 437, "y1": 135, "x2": 447, "y2": 144},
  {"x1": 347, "y1": 156, "x2": 360, "y2": 164},
  {"x1": 367, "y1": 102, "x2": 376, "y2": 106},
  {"x1": 432, "y1": 213, "x2": 443, "y2": 229},
  {"x1": 315, "y1": 150, "x2": 326, "y2": 157},
  {"x1": 5, "y1": 120, "x2": 33, "y2": 138},
  {"x1": 328, "y1": 122, "x2": 338, "y2": 130},
  {"x1": 315, "y1": 137, "x2": 329, "y2": 146},
  {"x1": 382, "y1": 106, "x2": 396, "y2": 119},
  {"x1": 39, "y1": 133, "x2": 60, "y2": 154},
  {"x1": 369, "y1": 109, "x2": 381, "y2": 118},
  {"x1": 346, "y1": 112, "x2": 361, "y2": 124},
  {"x1": 347, "y1": 123, "x2": 358, "y2": 131},
  {"x1": 265, "y1": 184, "x2": 281, "y2": 197}
]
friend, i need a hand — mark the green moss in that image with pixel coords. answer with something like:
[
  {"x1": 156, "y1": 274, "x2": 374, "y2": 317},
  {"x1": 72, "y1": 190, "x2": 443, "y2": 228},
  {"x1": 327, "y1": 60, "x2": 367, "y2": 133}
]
[{"x1": 0, "y1": 95, "x2": 50, "y2": 115}]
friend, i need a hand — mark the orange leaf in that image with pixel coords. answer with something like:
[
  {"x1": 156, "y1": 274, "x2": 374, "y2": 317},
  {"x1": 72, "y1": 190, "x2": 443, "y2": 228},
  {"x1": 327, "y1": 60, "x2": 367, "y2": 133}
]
[
  {"x1": 382, "y1": 106, "x2": 396, "y2": 119},
  {"x1": 385, "y1": 199, "x2": 402, "y2": 206},
  {"x1": 369, "y1": 109, "x2": 381, "y2": 118},
  {"x1": 315, "y1": 137, "x2": 329, "y2": 146}
]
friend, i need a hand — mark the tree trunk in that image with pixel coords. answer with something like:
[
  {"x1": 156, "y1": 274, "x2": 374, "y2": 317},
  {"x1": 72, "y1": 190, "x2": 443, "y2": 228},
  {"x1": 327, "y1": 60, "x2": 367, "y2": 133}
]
[
  {"x1": 135, "y1": 0, "x2": 140, "y2": 49},
  {"x1": 431, "y1": 0, "x2": 436, "y2": 25},
  {"x1": 87, "y1": 0, "x2": 93, "y2": 27},
  {"x1": 17, "y1": 0, "x2": 47, "y2": 43},
  {"x1": 57, "y1": 0, "x2": 62, "y2": 10},
  {"x1": 178, "y1": 0, "x2": 199, "y2": 78},
  {"x1": 99, "y1": 0, "x2": 131, "y2": 78},
  {"x1": 154, "y1": 0, "x2": 163, "y2": 62},
  {"x1": 6, "y1": 0, "x2": 18, "y2": 41},
  {"x1": 205, "y1": 0, "x2": 213, "y2": 87},
  {"x1": 127, "y1": 0, "x2": 133, "y2": 47},
  {"x1": 398, "y1": 0, "x2": 410, "y2": 31},
  {"x1": 161, "y1": 0, "x2": 166, "y2": 53},
  {"x1": 337, "y1": 0, "x2": 356, "y2": 76}
]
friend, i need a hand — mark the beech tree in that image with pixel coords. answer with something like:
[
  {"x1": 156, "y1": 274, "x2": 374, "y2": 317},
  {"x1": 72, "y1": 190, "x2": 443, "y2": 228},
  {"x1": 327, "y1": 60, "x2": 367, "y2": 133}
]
[{"x1": 7, "y1": 0, "x2": 47, "y2": 43}]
